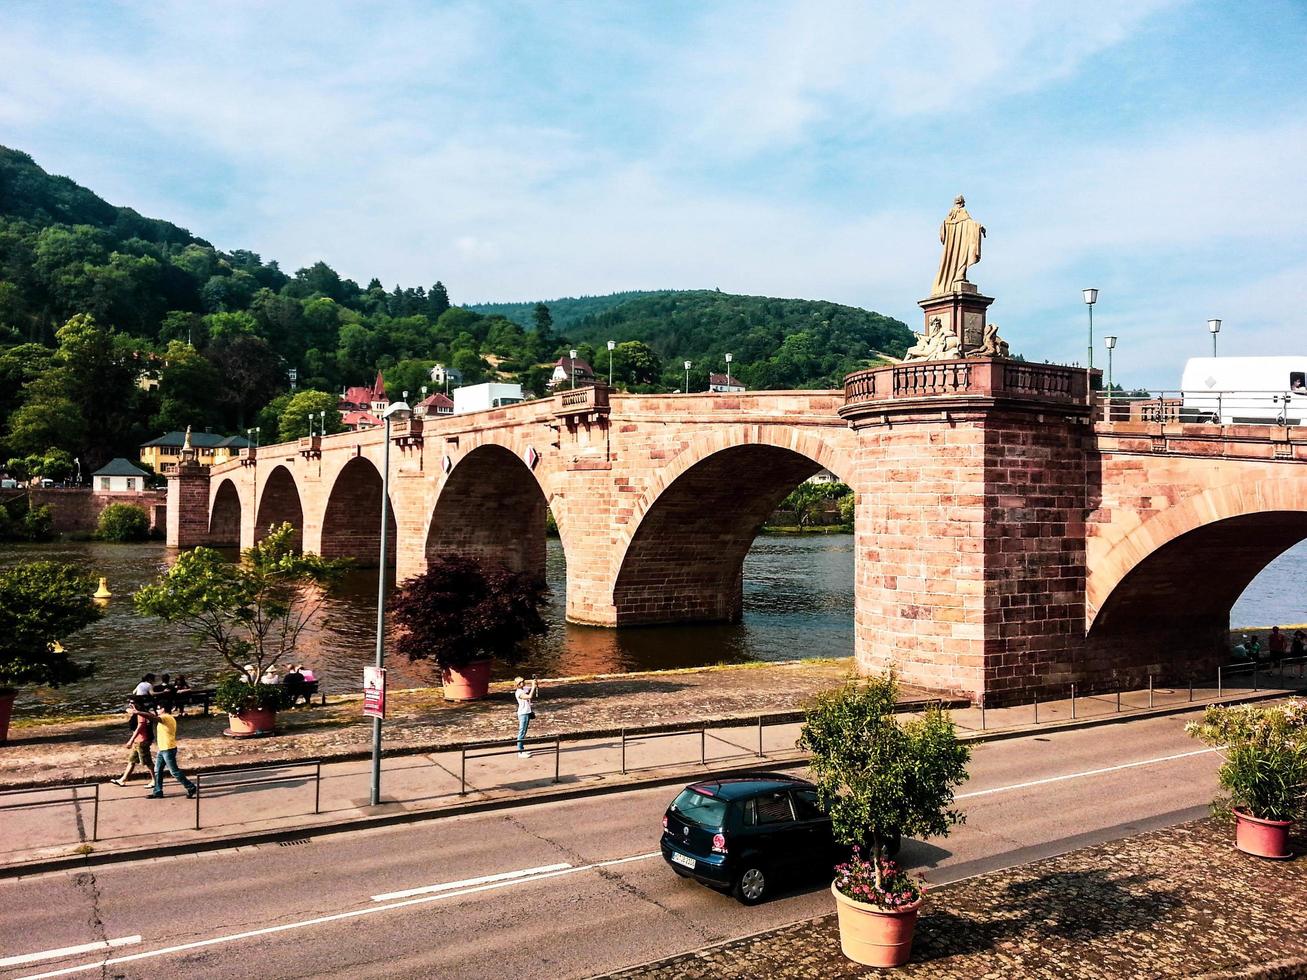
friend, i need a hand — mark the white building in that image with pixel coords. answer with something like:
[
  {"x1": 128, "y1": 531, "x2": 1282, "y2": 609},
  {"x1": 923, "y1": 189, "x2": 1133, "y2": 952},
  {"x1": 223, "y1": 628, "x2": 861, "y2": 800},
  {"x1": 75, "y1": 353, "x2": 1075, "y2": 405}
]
[
  {"x1": 453, "y1": 382, "x2": 525, "y2": 414},
  {"x1": 708, "y1": 372, "x2": 745, "y2": 393},
  {"x1": 92, "y1": 458, "x2": 151, "y2": 492},
  {"x1": 429, "y1": 363, "x2": 464, "y2": 388}
]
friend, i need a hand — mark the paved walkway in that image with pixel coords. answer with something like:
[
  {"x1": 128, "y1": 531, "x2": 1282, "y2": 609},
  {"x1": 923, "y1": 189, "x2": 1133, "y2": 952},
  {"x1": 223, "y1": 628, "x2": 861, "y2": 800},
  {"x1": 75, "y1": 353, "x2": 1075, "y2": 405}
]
[
  {"x1": 0, "y1": 659, "x2": 859, "y2": 789},
  {"x1": 605, "y1": 818, "x2": 1307, "y2": 979}
]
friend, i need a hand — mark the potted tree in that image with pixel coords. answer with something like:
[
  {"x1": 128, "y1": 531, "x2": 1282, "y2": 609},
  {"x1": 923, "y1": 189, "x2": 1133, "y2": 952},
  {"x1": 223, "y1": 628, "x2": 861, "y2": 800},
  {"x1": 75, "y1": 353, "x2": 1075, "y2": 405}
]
[
  {"x1": 1186, "y1": 698, "x2": 1307, "y2": 859},
  {"x1": 390, "y1": 556, "x2": 548, "y2": 701},
  {"x1": 135, "y1": 524, "x2": 345, "y2": 737},
  {"x1": 799, "y1": 672, "x2": 971, "y2": 968},
  {"x1": 0, "y1": 561, "x2": 102, "y2": 744}
]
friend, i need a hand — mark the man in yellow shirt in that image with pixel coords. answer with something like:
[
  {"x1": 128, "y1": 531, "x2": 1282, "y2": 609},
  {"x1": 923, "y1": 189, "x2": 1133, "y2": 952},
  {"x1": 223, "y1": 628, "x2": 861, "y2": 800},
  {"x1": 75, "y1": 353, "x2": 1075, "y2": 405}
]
[{"x1": 138, "y1": 703, "x2": 198, "y2": 799}]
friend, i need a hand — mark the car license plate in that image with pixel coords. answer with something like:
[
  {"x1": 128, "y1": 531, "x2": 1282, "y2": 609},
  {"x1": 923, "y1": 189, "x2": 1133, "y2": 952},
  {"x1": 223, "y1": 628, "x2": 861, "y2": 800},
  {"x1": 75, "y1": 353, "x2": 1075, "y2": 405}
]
[{"x1": 671, "y1": 851, "x2": 696, "y2": 869}]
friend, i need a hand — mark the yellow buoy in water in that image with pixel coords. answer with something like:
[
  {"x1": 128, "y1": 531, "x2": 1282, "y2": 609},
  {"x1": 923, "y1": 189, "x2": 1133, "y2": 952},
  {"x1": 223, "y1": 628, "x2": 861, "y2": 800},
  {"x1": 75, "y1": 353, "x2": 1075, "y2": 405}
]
[{"x1": 92, "y1": 576, "x2": 112, "y2": 600}]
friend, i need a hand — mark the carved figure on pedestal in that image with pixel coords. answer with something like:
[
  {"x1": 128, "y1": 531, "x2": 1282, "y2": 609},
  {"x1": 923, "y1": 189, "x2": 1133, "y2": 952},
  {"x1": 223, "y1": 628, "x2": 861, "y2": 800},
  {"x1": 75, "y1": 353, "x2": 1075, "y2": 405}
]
[
  {"x1": 971, "y1": 321, "x2": 1010, "y2": 358},
  {"x1": 930, "y1": 196, "x2": 985, "y2": 297},
  {"x1": 902, "y1": 317, "x2": 962, "y2": 363}
]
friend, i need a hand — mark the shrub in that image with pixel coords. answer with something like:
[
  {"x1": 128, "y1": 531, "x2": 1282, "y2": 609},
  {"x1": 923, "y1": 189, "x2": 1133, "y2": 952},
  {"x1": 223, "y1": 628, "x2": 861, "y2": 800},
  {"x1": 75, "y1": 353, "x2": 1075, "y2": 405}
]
[
  {"x1": 97, "y1": 503, "x2": 150, "y2": 542},
  {"x1": 21, "y1": 503, "x2": 54, "y2": 541},
  {"x1": 799, "y1": 672, "x2": 970, "y2": 902},
  {"x1": 0, "y1": 561, "x2": 101, "y2": 692},
  {"x1": 214, "y1": 675, "x2": 292, "y2": 714},
  {"x1": 390, "y1": 556, "x2": 548, "y2": 672},
  {"x1": 1186, "y1": 699, "x2": 1307, "y2": 822}
]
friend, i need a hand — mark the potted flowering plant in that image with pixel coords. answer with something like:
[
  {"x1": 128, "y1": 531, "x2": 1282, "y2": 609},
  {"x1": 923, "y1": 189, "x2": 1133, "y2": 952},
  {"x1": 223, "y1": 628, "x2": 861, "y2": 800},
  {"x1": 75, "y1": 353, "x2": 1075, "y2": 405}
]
[
  {"x1": 799, "y1": 672, "x2": 970, "y2": 968},
  {"x1": 1186, "y1": 698, "x2": 1307, "y2": 859},
  {"x1": 390, "y1": 556, "x2": 548, "y2": 701}
]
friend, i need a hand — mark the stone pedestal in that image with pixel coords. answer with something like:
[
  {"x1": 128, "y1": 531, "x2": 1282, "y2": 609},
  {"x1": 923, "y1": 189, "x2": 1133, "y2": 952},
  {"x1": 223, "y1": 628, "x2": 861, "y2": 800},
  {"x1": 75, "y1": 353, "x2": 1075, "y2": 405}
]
[
  {"x1": 166, "y1": 458, "x2": 211, "y2": 548},
  {"x1": 842, "y1": 359, "x2": 1094, "y2": 705},
  {"x1": 919, "y1": 284, "x2": 994, "y2": 353}
]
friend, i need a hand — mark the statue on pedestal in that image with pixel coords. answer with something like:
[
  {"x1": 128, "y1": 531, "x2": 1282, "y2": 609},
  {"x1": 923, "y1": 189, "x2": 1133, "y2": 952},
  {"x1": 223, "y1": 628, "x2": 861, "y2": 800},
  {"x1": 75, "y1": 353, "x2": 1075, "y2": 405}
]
[{"x1": 930, "y1": 195, "x2": 985, "y2": 297}]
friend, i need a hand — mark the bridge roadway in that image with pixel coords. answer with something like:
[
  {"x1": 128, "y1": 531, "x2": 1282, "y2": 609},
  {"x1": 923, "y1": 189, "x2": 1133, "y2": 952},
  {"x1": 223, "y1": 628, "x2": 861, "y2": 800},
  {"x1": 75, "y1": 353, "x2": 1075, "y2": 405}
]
[{"x1": 0, "y1": 709, "x2": 1222, "y2": 979}]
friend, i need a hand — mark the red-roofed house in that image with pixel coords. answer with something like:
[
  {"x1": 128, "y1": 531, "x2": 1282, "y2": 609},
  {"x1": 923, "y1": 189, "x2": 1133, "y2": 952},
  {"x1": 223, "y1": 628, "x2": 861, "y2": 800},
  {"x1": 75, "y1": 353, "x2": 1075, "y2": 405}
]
[
  {"x1": 547, "y1": 355, "x2": 595, "y2": 389},
  {"x1": 709, "y1": 372, "x2": 745, "y2": 393},
  {"x1": 414, "y1": 392, "x2": 454, "y2": 417},
  {"x1": 340, "y1": 371, "x2": 389, "y2": 414},
  {"x1": 341, "y1": 410, "x2": 382, "y2": 430}
]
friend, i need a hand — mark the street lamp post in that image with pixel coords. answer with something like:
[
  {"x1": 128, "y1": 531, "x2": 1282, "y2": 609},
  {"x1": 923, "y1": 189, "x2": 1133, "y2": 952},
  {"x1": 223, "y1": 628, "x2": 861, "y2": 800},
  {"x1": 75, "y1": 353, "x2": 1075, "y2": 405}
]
[
  {"x1": 371, "y1": 398, "x2": 411, "y2": 807},
  {"x1": 1104, "y1": 335, "x2": 1117, "y2": 420},
  {"x1": 1082, "y1": 288, "x2": 1098, "y2": 372},
  {"x1": 725, "y1": 353, "x2": 733, "y2": 391},
  {"x1": 1208, "y1": 318, "x2": 1221, "y2": 357},
  {"x1": 607, "y1": 340, "x2": 615, "y2": 388},
  {"x1": 684, "y1": 360, "x2": 691, "y2": 393},
  {"x1": 254, "y1": 427, "x2": 260, "y2": 450},
  {"x1": 307, "y1": 413, "x2": 314, "y2": 438},
  {"x1": 569, "y1": 349, "x2": 578, "y2": 390}
]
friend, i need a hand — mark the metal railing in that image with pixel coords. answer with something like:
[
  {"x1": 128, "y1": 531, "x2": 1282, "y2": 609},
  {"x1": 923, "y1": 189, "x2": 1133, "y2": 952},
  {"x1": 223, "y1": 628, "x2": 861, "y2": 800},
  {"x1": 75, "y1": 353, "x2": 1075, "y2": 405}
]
[
  {"x1": 459, "y1": 736, "x2": 560, "y2": 796},
  {"x1": 0, "y1": 783, "x2": 99, "y2": 852},
  {"x1": 194, "y1": 759, "x2": 322, "y2": 830},
  {"x1": 1096, "y1": 388, "x2": 1305, "y2": 426}
]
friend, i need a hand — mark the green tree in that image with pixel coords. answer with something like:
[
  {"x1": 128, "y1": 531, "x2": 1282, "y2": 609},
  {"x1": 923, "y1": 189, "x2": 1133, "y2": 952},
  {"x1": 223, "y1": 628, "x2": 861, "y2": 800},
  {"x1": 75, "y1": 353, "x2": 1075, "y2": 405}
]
[
  {"x1": 428, "y1": 281, "x2": 450, "y2": 318},
  {"x1": 279, "y1": 389, "x2": 345, "y2": 441},
  {"x1": 383, "y1": 359, "x2": 436, "y2": 402},
  {"x1": 207, "y1": 334, "x2": 285, "y2": 429},
  {"x1": 799, "y1": 673, "x2": 970, "y2": 888},
  {"x1": 153, "y1": 340, "x2": 223, "y2": 433},
  {"x1": 0, "y1": 560, "x2": 102, "y2": 693},
  {"x1": 612, "y1": 340, "x2": 662, "y2": 388},
  {"x1": 255, "y1": 392, "x2": 292, "y2": 444},
  {"x1": 97, "y1": 502, "x2": 150, "y2": 541},
  {"x1": 6, "y1": 396, "x2": 85, "y2": 458}
]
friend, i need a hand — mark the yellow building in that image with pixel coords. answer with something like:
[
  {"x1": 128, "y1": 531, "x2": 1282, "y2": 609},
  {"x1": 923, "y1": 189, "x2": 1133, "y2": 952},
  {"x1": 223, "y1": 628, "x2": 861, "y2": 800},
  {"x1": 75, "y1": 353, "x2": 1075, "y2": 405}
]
[{"x1": 140, "y1": 431, "x2": 252, "y2": 473}]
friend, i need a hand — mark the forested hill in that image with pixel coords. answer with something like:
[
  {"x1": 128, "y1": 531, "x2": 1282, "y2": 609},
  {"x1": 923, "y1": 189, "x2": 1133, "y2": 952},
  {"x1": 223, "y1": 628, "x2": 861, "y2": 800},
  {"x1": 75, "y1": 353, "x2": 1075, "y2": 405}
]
[
  {"x1": 564, "y1": 290, "x2": 911, "y2": 391},
  {"x1": 468, "y1": 291, "x2": 667, "y2": 332},
  {"x1": 0, "y1": 144, "x2": 909, "y2": 481}
]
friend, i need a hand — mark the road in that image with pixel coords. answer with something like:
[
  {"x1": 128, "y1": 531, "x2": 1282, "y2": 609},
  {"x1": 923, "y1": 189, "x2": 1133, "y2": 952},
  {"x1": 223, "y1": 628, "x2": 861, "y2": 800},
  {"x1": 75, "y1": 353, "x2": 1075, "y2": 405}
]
[{"x1": 0, "y1": 709, "x2": 1221, "y2": 979}]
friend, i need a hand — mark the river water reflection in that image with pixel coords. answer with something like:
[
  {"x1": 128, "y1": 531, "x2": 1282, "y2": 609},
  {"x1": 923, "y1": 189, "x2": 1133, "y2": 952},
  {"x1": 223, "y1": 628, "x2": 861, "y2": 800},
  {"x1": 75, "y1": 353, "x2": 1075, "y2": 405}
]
[{"x1": 2, "y1": 535, "x2": 1302, "y2": 717}]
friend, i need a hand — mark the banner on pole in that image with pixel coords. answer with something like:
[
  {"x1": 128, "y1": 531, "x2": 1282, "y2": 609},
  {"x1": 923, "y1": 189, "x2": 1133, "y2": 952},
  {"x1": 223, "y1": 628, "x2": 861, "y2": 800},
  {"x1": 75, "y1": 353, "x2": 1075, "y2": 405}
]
[{"x1": 363, "y1": 666, "x2": 386, "y2": 719}]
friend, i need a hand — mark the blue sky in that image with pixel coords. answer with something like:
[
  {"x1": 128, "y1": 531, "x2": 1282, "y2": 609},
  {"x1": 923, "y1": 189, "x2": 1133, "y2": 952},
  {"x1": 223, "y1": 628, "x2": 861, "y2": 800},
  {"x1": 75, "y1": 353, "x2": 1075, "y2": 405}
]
[{"x1": 1, "y1": 1, "x2": 1304, "y2": 387}]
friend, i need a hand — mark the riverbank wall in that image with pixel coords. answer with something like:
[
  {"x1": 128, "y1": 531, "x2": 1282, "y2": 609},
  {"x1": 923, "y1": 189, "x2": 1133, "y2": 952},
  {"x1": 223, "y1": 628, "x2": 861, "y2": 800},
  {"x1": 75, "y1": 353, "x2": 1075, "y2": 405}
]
[{"x1": 27, "y1": 487, "x2": 166, "y2": 535}]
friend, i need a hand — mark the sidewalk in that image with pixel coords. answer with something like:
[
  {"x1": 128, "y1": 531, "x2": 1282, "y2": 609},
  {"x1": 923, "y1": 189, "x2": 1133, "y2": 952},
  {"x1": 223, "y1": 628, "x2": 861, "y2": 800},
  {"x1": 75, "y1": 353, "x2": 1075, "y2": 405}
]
[
  {"x1": 0, "y1": 658, "x2": 858, "y2": 789},
  {"x1": 604, "y1": 818, "x2": 1307, "y2": 979}
]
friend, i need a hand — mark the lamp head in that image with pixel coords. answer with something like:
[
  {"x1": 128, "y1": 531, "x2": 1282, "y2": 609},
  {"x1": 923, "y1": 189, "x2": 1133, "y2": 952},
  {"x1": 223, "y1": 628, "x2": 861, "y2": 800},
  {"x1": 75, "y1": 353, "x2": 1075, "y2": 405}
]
[
  {"x1": 1104, "y1": 335, "x2": 1117, "y2": 350},
  {"x1": 1208, "y1": 318, "x2": 1221, "y2": 335},
  {"x1": 684, "y1": 360, "x2": 692, "y2": 370},
  {"x1": 607, "y1": 340, "x2": 615, "y2": 351},
  {"x1": 725, "y1": 353, "x2": 733, "y2": 363},
  {"x1": 1082, "y1": 288, "x2": 1098, "y2": 305},
  {"x1": 383, "y1": 401, "x2": 412, "y2": 420},
  {"x1": 569, "y1": 349, "x2": 578, "y2": 359}
]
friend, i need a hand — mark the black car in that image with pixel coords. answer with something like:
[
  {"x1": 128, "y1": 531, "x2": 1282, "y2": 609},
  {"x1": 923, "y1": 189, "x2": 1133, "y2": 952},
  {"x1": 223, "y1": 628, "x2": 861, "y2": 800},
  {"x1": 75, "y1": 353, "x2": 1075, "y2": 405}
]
[{"x1": 660, "y1": 772, "x2": 839, "y2": 905}]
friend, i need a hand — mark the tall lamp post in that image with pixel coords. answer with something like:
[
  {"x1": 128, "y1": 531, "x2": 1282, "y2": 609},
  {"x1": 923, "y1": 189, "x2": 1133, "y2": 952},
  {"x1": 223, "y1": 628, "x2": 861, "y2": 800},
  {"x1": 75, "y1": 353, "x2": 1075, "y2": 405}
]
[
  {"x1": 1082, "y1": 288, "x2": 1098, "y2": 372},
  {"x1": 607, "y1": 340, "x2": 615, "y2": 388},
  {"x1": 1208, "y1": 318, "x2": 1221, "y2": 357},
  {"x1": 307, "y1": 413, "x2": 315, "y2": 438},
  {"x1": 1104, "y1": 335, "x2": 1117, "y2": 420},
  {"x1": 371, "y1": 398, "x2": 411, "y2": 807},
  {"x1": 684, "y1": 360, "x2": 691, "y2": 393},
  {"x1": 569, "y1": 349, "x2": 578, "y2": 390},
  {"x1": 724, "y1": 352, "x2": 733, "y2": 391}
]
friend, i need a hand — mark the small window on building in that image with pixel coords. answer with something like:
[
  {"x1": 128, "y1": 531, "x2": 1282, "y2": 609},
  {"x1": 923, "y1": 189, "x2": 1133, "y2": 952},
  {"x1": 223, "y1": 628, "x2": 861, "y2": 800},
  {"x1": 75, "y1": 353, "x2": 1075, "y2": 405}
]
[
  {"x1": 99, "y1": 478, "x2": 110, "y2": 491},
  {"x1": 125, "y1": 478, "x2": 136, "y2": 490}
]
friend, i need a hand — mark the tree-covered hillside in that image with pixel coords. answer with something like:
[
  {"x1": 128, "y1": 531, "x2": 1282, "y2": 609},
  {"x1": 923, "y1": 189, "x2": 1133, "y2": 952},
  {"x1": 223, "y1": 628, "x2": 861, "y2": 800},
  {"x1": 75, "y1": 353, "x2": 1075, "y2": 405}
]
[
  {"x1": 566, "y1": 290, "x2": 911, "y2": 390},
  {"x1": 0, "y1": 145, "x2": 910, "y2": 479},
  {"x1": 468, "y1": 291, "x2": 668, "y2": 332}
]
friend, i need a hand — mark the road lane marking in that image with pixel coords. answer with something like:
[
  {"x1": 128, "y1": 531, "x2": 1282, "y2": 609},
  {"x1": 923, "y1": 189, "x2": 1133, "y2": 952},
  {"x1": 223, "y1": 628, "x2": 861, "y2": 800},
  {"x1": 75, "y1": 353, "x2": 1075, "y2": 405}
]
[
  {"x1": 18, "y1": 852, "x2": 663, "y2": 979},
  {"x1": 0, "y1": 937, "x2": 141, "y2": 968},
  {"x1": 957, "y1": 747, "x2": 1218, "y2": 800},
  {"x1": 371, "y1": 862, "x2": 572, "y2": 901}
]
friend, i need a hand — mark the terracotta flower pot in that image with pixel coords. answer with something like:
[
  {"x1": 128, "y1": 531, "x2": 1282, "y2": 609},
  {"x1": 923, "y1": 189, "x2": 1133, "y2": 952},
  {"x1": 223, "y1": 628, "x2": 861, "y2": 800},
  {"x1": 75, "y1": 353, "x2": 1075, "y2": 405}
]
[
  {"x1": 1234, "y1": 808, "x2": 1293, "y2": 860},
  {"x1": 0, "y1": 690, "x2": 14, "y2": 745},
  {"x1": 223, "y1": 707, "x2": 277, "y2": 738},
  {"x1": 442, "y1": 660, "x2": 492, "y2": 701},
  {"x1": 832, "y1": 881, "x2": 922, "y2": 968}
]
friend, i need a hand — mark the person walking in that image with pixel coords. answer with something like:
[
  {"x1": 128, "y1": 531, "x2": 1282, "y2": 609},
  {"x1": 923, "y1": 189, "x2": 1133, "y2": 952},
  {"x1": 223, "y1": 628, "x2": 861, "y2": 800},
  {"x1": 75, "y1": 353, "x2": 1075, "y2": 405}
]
[
  {"x1": 514, "y1": 676, "x2": 539, "y2": 759},
  {"x1": 139, "y1": 702, "x2": 197, "y2": 799},
  {"x1": 1269, "y1": 626, "x2": 1288, "y2": 666},
  {"x1": 110, "y1": 699, "x2": 154, "y2": 786}
]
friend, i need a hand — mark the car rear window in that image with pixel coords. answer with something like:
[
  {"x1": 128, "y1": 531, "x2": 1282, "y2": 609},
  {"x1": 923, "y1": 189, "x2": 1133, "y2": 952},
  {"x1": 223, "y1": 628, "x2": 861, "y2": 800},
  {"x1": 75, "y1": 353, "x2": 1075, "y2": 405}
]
[{"x1": 670, "y1": 789, "x2": 728, "y2": 828}]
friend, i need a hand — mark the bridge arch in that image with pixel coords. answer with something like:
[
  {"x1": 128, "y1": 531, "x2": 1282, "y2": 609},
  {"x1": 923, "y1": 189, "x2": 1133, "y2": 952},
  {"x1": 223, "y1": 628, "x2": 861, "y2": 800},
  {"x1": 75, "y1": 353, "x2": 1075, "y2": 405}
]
[
  {"x1": 1088, "y1": 477, "x2": 1307, "y2": 678},
  {"x1": 209, "y1": 478, "x2": 242, "y2": 547},
  {"x1": 320, "y1": 456, "x2": 397, "y2": 566},
  {"x1": 610, "y1": 428, "x2": 855, "y2": 625},
  {"x1": 255, "y1": 464, "x2": 304, "y2": 550},
  {"x1": 424, "y1": 444, "x2": 556, "y2": 580}
]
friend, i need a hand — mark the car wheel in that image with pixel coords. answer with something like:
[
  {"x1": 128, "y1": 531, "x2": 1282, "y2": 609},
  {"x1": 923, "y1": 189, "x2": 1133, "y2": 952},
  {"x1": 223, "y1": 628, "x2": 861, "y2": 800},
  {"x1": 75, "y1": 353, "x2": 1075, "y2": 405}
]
[{"x1": 733, "y1": 863, "x2": 770, "y2": 905}]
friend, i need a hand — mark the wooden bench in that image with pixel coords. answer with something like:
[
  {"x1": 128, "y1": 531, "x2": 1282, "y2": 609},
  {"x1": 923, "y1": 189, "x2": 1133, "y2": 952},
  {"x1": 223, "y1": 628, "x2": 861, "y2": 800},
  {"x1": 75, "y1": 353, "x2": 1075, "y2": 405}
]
[{"x1": 284, "y1": 678, "x2": 326, "y2": 707}]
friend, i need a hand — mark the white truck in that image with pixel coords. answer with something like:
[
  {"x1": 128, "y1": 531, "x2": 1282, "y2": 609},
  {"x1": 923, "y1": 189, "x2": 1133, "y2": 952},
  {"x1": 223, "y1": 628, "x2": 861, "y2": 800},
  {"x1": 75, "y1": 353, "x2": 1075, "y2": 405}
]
[
  {"x1": 452, "y1": 382, "x2": 525, "y2": 414},
  {"x1": 1180, "y1": 357, "x2": 1307, "y2": 425}
]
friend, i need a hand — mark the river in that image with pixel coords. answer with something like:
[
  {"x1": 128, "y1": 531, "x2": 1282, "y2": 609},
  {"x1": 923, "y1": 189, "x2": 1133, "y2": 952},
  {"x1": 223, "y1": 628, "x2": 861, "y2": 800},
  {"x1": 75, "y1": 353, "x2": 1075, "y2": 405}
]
[{"x1": 2, "y1": 535, "x2": 1303, "y2": 717}]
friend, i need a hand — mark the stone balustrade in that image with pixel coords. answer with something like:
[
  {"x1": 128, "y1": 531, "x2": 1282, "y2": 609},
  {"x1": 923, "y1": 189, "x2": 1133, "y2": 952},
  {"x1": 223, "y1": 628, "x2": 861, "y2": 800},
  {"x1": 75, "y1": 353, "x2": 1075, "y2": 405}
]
[{"x1": 843, "y1": 358, "x2": 1091, "y2": 411}]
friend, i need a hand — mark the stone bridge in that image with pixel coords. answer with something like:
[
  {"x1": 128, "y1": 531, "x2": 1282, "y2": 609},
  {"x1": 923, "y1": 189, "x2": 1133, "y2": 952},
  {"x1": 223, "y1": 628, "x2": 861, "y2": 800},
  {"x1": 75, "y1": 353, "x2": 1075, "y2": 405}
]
[{"x1": 170, "y1": 361, "x2": 1307, "y2": 704}]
